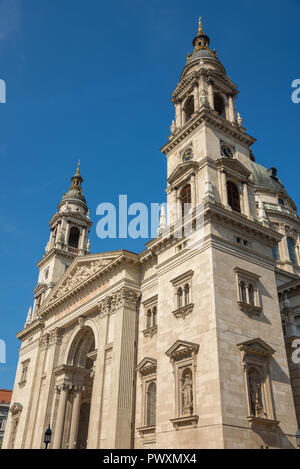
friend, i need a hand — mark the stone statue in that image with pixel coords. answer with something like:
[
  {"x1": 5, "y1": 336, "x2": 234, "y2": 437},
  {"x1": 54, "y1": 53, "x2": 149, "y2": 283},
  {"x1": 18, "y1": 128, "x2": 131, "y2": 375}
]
[
  {"x1": 249, "y1": 368, "x2": 264, "y2": 417},
  {"x1": 170, "y1": 120, "x2": 176, "y2": 134},
  {"x1": 182, "y1": 370, "x2": 193, "y2": 416}
]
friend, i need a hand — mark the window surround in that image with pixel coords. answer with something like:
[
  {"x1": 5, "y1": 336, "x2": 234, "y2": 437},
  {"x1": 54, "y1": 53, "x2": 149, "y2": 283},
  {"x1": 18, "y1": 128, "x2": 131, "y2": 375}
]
[
  {"x1": 171, "y1": 270, "x2": 194, "y2": 319},
  {"x1": 166, "y1": 339, "x2": 199, "y2": 428},
  {"x1": 142, "y1": 295, "x2": 158, "y2": 338},
  {"x1": 19, "y1": 358, "x2": 30, "y2": 387},
  {"x1": 234, "y1": 267, "x2": 262, "y2": 316},
  {"x1": 8, "y1": 403, "x2": 23, "y2": 449},
  {"x1": 237, "y1": 338, "x2": 279, "y2": 428},
  {"x1": 136, "y1": 358, "x2": 157, "y2": 435}
]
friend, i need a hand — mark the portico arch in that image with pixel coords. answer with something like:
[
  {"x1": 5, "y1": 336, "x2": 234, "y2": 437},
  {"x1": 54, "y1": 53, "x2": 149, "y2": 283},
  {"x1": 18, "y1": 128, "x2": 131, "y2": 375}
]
[{"x1": 53, "y1": 325, "x2": 97, "y2": 449}]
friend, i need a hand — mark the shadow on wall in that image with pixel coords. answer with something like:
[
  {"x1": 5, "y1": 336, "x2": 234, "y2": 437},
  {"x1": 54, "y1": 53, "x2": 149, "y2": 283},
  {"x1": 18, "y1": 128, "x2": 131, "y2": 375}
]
[{"x1": 253, "y1": 425, "x2": 295, "y2": 449}]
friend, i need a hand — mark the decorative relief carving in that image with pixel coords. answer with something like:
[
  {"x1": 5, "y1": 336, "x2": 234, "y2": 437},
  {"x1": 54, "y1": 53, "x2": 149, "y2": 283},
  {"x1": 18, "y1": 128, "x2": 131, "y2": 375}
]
[
  {"x1": 50, "y1": 259, "x2": 111, "y2": 302},
  {"x1": 98, "y1": 296, "x2": 112, "y2": 317},
  {"x1": 110, "y1": 287, "x2": 140, "y2": 312},
  {"x1": 39, "y1": 328, "x2": 64, "y2": 350}
]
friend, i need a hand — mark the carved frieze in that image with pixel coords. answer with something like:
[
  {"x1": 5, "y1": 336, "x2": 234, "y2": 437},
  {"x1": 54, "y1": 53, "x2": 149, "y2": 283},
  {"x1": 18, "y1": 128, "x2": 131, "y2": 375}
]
[{"x1": 50, "y1": 259, "x2": 111, "y2": 303}]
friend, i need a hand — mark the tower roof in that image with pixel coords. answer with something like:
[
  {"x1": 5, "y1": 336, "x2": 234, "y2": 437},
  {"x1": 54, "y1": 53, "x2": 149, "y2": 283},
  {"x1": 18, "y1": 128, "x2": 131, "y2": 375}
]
[
  {"x1": 250, "y1": 161, "x2": 287, "y2": 194},
  {"x1": 59, "y1": 161, "x2": 88, "y2": 210},
  {"x1": 181, "y1": 18, "x2": 225, "y2": 78}
]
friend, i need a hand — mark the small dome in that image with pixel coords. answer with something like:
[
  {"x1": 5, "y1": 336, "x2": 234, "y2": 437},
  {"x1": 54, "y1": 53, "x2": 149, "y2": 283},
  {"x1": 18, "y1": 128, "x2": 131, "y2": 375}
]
[
  {"x1": 250, "y1": 161, "x2": 287, "y2": 194},
  {"x1": 62, "y1": 188, "x2": 87, "y2": 204},
  {"x1": 181, "y1": 19, "x2": 226, "y2": 78}
]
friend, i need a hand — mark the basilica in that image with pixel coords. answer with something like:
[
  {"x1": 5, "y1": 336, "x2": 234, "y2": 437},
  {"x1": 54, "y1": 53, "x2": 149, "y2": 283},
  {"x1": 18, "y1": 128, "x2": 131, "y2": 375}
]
[{"x1": 3, "y1": 20, "x2": 300, "y2": 449}]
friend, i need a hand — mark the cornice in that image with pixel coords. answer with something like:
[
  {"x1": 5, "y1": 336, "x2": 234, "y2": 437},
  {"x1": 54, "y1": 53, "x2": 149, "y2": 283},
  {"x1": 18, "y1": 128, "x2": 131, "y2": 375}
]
[
  {"x1": 37, "y1": 247, "x2": 76, "y2": 269},
  {"x1": 17, "y1": 319, "x2": 45, "y2": 342},
  {"x1": 205, "y1": 201, "x2": 282, "y2": 245},
  {"x1": 172, "y1": 68, "x2": 238, "y2": 101},
  {"x1": 50, "y1": 211, "x2": 92, "y2": 228},
  {"x1": 161, "y1": 108, "x2": 255, "y2": 155}
]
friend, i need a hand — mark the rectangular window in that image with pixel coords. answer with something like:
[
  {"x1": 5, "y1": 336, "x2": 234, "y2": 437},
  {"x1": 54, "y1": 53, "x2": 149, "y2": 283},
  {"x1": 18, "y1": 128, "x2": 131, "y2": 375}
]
[
  {"x1": 234, "y1": 267, "x2": 262, "y2": 316},
  {"x1": 142, "y1": 295, "x2": 158, "y2": 338},
  {"x1": 136, "y1": 358, "x2": 157, "y2": 432},
  {"x1": 171, "y1": 270, "x2": 194, "y2": 319}
]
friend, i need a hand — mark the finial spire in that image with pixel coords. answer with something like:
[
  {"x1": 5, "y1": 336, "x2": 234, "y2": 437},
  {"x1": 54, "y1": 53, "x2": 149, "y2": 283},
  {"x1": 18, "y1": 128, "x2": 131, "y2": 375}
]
[
  {"x1": 198, "y1": 16, "x2": 204, "y2": 34},
  {"x1": 76, "y1": 159, "x2": 81, "y2": 175}
]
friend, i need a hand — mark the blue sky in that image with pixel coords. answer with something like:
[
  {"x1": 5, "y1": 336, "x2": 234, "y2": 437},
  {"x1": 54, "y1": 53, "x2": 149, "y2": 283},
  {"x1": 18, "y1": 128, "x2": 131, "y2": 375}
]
[{"x1": 0, "y1": 0, "x2": 299, "y2": 389}]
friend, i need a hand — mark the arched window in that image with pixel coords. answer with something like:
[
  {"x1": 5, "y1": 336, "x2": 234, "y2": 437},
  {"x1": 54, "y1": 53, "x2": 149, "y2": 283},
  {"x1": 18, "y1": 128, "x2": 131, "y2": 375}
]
[
  {"x1": 177, "y1": 287, "x2": 183, "y2": 309},
  {"x1": 152, "y1": 307, "x2": 157, "y2": 327},
  {"x1": 146, "y1": 309, "x2": 152, "y2": 329},
  {"x1": 240, "y1": 281, "x2": 247, "y2": 304},
  {"x1": 248, "y1": 284, "x2": 255, "y2": 306},
  {"x1": 183, "y1": 96, "x2": 194, "y2": 122},
  {"x1": 69, "y1": 227, "x2": 80, "y2": 248},
  {"x1": 184, "y1": 284, "x2": 190, "y2": 306},
  {"x1": 227, "y1": 181, "x2": 241, "y2": 213},
  {"x1": 180, "y1": 184, "x2": 192, "y2": 219},
  {"x1": 287, "y1": 237, "x2": 297, "y2": 264},
  {"x1": 213, "y1": 93, "x2": 225, "y2": 118},
  {"x1": 146, "y1": 381, "x2": 156, "y2": 427}
]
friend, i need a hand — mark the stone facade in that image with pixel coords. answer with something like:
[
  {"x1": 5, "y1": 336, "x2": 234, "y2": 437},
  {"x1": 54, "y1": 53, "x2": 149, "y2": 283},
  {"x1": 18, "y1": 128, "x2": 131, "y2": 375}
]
[{"x1": 3, "y1": 20, "x2": 300, "y2": 449}]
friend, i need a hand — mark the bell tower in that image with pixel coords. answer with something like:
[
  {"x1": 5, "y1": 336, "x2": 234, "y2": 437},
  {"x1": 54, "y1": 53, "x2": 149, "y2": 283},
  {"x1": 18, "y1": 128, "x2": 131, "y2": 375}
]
[
  {"x1": 30, "y1": 162, "x2": 92, "y2": 321},
  {"x1": 162, "y1": 18, "x2": 257, "y2": 226}
]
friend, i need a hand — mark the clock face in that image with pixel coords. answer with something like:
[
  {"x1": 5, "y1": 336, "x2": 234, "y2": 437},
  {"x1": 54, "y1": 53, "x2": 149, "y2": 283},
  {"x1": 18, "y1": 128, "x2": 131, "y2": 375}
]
[
  {"x1": 221, "y1": 144, "x2": 233, "y2": 158},
  {"x1": 182, "y1": 146, "x2": 193, "y2": 162}
]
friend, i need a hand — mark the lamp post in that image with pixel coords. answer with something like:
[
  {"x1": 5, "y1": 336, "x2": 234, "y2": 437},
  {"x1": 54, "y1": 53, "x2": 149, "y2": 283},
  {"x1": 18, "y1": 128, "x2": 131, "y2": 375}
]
[
  {"x1": 296, "y1": 425, "x2": 300, "y2": 448},
  {"x1": 44, "y1": 425, "x2": 52, "y2": 449}
]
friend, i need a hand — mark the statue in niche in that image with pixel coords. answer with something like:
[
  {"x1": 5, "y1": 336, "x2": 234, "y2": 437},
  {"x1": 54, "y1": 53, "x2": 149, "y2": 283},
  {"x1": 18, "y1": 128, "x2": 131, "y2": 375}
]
[
  {"x1": 182, "y1": 369, "x2": 193, "y2": 416},
  {"x1": 249, "y1": 368, "x2": 264, "y2": 417}
]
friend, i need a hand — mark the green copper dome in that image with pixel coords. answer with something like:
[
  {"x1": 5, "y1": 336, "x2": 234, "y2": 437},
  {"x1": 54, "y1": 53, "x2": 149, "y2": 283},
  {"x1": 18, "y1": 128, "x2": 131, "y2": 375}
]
[{"x1": 250, "y1": 161, "x2": 287, "y2": 193}]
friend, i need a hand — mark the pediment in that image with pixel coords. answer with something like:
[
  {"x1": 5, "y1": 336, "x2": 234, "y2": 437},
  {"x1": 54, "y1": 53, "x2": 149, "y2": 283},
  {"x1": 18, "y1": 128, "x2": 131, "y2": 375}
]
[
  {"x1": 216, "y1": 158, "x2": 251, "y2": 179},
  {"x1": 168, "y1": 161, "x2": 199, "y2": 186},
  {"x1": 136, "y1": 357, "x2": 157, "y2": 376},
  {"x1": 166, "y1": 339, "x2": 199, "y2": 361},
  {"x1": 237, "y1": 338, "x2": 275, "y2": 357},
  {"x1": 43, "y1": 253, "x2": 122, "y2": 309}
]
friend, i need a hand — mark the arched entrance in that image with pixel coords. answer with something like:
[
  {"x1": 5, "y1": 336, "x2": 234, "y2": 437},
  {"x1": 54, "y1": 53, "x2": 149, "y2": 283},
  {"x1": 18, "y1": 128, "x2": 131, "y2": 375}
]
[
  {"x1": 53, "y1": 326, "x2": 97, "y2": 449},
  {"x1": 68, "y1": 327, "x2": 96, "y2": 449}
]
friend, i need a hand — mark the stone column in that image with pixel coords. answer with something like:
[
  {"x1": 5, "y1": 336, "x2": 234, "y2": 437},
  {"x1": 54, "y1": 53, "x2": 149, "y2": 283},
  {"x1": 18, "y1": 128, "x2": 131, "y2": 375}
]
[
  {"x1": 228, "y1": 95, "x2": 235, "y2": 123},
  {"x1": 242, "y1": 182, "x2": 250, "y2": 216},
  {"x1": 68, "y1": 387, "x2": 82, "y2": 449},
  {"x1": 207, "y1": 80, "x2": 214, "y2": 109},
  {"x1": 181, "y1": 107, "x2": 185, "y2": 126},
  {"x1": 53, "y1": 384, "x2": 69, "y2": 449},
  {"x1": 79, "y1": 227, "x2": 86, "y2": 251},
  {"x1": 221, "y1": 171, "x2": 228, "y2": 207},
  {"x1": 191, "y1": 174, "x2": 197, "y2": 210},
  {"x1": 281, "y1": 233, "x2": 290, "y2": 262},
  {"x1": 194, "y1": 84, "x2": 199, "y2": 112},
  {"x1": 65, "y1": 222, "x2": 70, "y2": 247},
  {"x1": 106, "y1": 288, "x2": 139, "y2": 449},
  {"x1": 175, "y1": 103, "x2": 182, "y2": 128}
]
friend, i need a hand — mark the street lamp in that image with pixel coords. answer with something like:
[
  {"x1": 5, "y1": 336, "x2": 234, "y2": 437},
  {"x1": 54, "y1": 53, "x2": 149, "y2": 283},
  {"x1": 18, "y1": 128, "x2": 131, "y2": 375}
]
[
  {"x1": 44, "y1": 425, "x2": 52, "y2": 449},
  {"x1": 296, "y1": 426, "x2": 300, "y2": 448}
]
